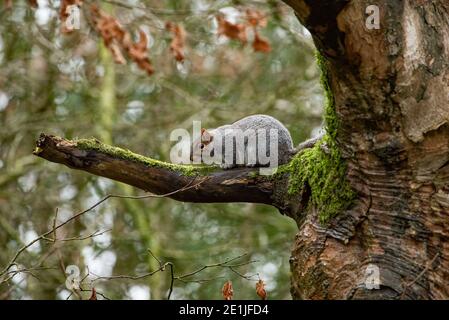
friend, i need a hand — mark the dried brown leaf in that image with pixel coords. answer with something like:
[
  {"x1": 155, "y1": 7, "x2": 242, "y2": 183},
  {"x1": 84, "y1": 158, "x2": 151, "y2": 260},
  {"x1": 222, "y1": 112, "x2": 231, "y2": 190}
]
[
  {"x1": 256, "y1": 279, "x2": 267, "y2": 300},
  {"x1": 246, "y1": 9, "x2": 267, "y2": 28},
  {"x1": 90, "y1": 6, "x2": 153, "y2": 75},
  {"x1": 222, "y1": 280, "x2": 233, "y2": 300},
  {"x1": 60, "y1": 0, "x2": 83, "y2": 33},
  {"x1": 216, "y1": 15, "x2": 247, "y2": 44},
  {"x1": 28, "y1": 0, "x2": 38, "y2": 8},
  {"x1": 252, "y1": 31, "x2": 271, "y2": 53},
  {"x1": 130, "y1": 30, "x2": 148, "y2": 57},
  {"x1": 127, "y1": 30, "x2": 154, "y2": 75},
  {"x1": 89, "y1": 288, "x2": 97, "y2": 300},
  {"x1": 109, "y1": 43, "x2": 126, "y2": 65},
  {"x1": 166, "y1": 22, "x2": 186, "y2": 62}
]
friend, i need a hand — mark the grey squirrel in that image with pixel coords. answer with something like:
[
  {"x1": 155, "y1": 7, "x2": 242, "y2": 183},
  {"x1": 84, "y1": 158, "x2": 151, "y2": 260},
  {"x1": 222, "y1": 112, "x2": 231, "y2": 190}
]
[{"x1": 191, "y1": 114, "x2": 294, "y2": 169}]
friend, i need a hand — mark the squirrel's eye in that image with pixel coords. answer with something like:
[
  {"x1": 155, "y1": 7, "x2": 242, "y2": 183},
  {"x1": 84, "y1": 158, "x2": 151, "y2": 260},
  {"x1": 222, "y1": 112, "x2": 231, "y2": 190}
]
[{"x1": 200, "y1": 144, "x2": 205, "y2": 149}]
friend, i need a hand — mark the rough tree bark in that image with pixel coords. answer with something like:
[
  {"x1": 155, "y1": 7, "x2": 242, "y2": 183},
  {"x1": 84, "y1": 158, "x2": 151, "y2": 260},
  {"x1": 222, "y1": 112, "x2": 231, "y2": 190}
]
[
  {"x1": 33, "y1": 0, "x2": 449, "y2": 299},
  {"x1": 284, "y1": 0, "x2": 449, "y2": 299}
]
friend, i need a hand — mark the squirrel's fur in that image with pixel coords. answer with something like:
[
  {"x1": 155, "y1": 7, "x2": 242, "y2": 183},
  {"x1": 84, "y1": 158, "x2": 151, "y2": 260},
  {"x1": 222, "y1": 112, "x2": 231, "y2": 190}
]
[{"x1": 192, "y1": 114, "x2": 294, "y2": 169}]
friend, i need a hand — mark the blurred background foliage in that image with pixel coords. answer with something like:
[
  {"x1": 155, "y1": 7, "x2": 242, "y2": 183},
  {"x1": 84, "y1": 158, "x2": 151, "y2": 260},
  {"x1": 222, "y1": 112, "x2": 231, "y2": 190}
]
[{"x1": 0, "y1": 0, "x2": 324, "y2": 299}]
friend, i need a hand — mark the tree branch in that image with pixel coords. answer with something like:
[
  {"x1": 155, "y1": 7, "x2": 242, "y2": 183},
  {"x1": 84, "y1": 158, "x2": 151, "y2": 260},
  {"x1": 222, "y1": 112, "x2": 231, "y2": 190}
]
[{"x1": 33, "y1": 134, "x2": 274, "y2": 205}]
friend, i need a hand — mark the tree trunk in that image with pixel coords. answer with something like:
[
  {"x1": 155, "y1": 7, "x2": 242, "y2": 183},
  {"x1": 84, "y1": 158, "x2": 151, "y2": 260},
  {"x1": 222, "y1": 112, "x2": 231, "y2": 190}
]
[
  {"x1": 33, "y1": 0, "x2": 449, "y2": 300},
  {"x1": 286, "y1": 0, "x2": 449, "y2": 299}
]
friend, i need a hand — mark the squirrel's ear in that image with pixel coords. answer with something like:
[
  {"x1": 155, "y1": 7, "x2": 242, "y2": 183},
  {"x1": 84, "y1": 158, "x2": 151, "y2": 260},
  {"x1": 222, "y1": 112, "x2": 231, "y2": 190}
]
[
  {"x1": 201, "y1": 129, "x2": 213, "y2": 143},
  {"x1": 201, "y1": 128, "x2": 213, "y2": 137}
]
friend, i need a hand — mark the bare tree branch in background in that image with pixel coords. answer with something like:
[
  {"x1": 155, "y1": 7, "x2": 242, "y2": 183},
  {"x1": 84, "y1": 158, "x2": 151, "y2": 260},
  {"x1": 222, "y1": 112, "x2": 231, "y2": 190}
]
[
  {"x1": 87, "y1": 251, "x2": 259, "y2": 300},
  {"x1": 0, "y1": 178, "x2": 208, "y2": 281}
]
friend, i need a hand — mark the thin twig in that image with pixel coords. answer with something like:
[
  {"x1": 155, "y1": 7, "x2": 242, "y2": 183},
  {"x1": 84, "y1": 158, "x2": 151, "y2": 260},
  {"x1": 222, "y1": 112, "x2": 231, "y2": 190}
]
[
  {"x1": 90, "y1": 262, "x2": 171, "y2": 282},
  {"x1": 147, "y1": 248, "x2": 163, "y2": 267},
  {"x1": 85, "y1": 251, "x2": 256, "y2": 300},
  {"x1": 176, "y1": 275, "x2": 225, "y2": 284},
  {"x1": 79, "y1": 287, "x2": 111, "y2": 300},
  {"x1": 167, "y1": 263, "x2": 175, "y2": 300},
  {"x1": 0, "y1": 178, "x2": 208, "y2": 278},
  {"x1": 42, "y1": 229, "x2": 111, "y2": 242},
  {"x1": 229, "y1": 267, "x2": 259, "y2": 281},
  {"x1": 99, "y1": 0, "x2": 231, "y2": 16},
  {"x1": 52, "y1": 208, "x2": 58, "y2": 243},
  {"x1": 176, "y1": 253, "x2": 248, "y2": 279}
]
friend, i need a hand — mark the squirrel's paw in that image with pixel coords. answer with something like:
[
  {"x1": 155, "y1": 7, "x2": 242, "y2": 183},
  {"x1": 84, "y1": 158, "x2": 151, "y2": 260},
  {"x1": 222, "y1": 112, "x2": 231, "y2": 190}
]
[
  {"x1": 219, "y1": 163, "x2": 236, "y2": 170},
  {"x1": 245, "y1": 163, "x2": 258, "y2": 168}
]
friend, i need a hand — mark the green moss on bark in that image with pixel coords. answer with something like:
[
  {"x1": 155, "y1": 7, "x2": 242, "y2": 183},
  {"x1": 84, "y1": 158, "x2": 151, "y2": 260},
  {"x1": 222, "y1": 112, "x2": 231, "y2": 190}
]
[
  {"x1": 280, "y1": 135, "x2": 355, "y2": 224},
  {"x1": 76, "y1": 138, "x2": 217, "y2": 176},
  {"x1": 277, "y1": 52, "x2": 356, "y2": 224},
  {"x1": 316, "y1": 51, "x2": 338, "y2": 140}
]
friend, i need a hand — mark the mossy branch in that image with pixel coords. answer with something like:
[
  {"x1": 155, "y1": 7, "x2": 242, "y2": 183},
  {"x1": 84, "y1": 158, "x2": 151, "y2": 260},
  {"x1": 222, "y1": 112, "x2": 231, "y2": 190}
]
[
  {"x1": 33, "y1": 132, "x2": 355, "y2": 224},
  {"x1": 33, "y1": 134, "x2": 274, "y2": 205}
]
